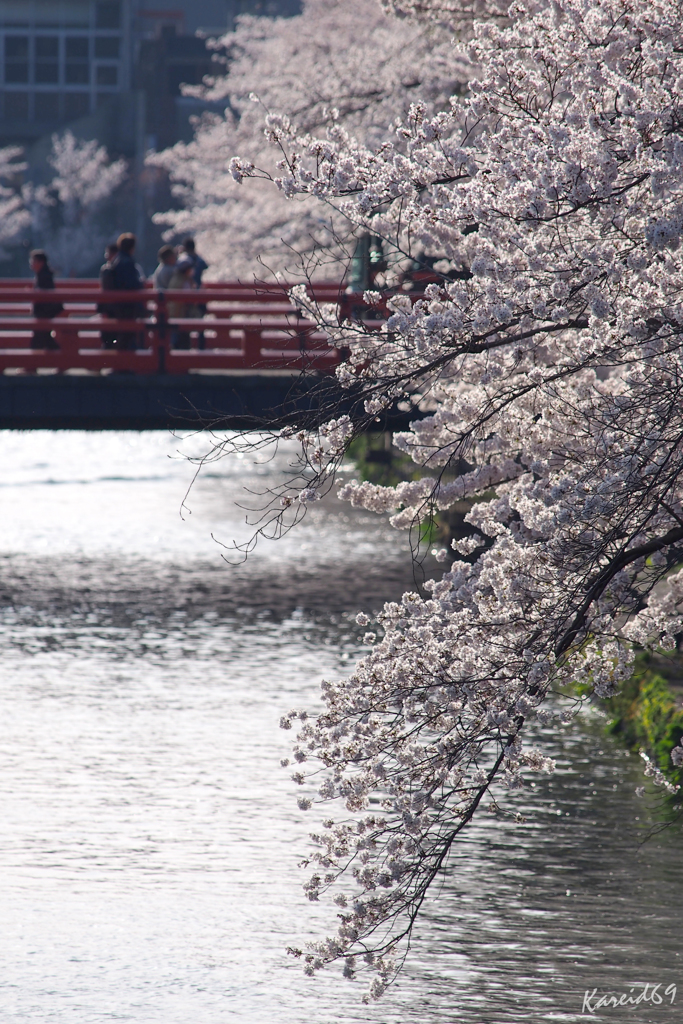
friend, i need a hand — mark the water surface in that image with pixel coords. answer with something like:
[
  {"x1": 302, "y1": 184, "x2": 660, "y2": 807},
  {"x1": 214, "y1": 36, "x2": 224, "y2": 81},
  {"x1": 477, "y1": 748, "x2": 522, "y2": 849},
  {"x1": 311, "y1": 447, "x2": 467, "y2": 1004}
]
[{"x1": 0, "y1": 431, "x2": 680, "y2": 1023}]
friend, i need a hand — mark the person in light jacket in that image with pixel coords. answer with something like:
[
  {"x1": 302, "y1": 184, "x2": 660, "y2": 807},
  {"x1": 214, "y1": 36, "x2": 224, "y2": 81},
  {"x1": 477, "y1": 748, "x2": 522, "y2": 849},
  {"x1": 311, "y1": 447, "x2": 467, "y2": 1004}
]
[
  {"x1": 167, "y1": 257, "x2": 198, "y2": 350},
  {"x1": 152, "y1": 245, "x2": 177, "y2": 290}
]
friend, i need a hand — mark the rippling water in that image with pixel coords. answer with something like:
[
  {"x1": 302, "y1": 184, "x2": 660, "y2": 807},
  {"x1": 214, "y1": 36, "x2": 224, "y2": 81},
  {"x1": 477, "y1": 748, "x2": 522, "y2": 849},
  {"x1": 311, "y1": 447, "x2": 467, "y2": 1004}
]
[{"x1": 0, "y1": 431, "x2": 681, "y2": 1023}]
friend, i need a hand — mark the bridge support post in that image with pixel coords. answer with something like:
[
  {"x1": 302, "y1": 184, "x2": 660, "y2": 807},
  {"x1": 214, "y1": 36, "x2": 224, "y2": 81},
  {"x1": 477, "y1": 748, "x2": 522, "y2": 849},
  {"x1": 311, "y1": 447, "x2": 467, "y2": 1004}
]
[
  {"x1": 243, "y1": 328, "x2": 262, "y2": 367},
  {"x1": 155, "y1": 291, "x2": 167, "y2": 373}
]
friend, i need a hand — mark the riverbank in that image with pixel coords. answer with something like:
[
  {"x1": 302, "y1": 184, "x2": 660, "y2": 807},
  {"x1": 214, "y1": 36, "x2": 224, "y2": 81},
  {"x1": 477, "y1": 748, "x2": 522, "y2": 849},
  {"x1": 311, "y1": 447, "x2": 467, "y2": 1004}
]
[{"x1": 603, "y1": 652, "x2": 683, "y2": 793}]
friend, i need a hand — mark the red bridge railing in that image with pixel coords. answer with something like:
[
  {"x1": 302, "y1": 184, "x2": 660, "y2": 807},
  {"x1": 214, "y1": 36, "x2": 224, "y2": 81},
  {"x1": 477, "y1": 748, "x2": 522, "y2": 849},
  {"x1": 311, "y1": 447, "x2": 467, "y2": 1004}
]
[{"x1": 0, "y1": 280, "x2": 348, "y2": 375}]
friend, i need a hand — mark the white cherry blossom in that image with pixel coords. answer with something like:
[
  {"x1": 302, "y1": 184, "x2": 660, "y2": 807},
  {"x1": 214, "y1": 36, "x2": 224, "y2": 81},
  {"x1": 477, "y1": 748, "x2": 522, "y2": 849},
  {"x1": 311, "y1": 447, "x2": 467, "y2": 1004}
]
[
  {"x1": 150, "y1": 0, "x2": 468, "y2": 278},
  {"x1": 200, "y1": 0, "x2": 683, "y2": 1000},
  {"x1": 28, "y1": 131, "x2": 126, "y2": 276},
  {"x1": 0, "y1": 146, "x2": 30, "y2": 260}
]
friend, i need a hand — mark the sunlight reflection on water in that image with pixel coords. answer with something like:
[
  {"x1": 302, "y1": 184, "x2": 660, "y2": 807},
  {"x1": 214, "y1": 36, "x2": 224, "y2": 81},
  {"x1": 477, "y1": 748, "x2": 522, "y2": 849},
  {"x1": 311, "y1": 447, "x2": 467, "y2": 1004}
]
[{"x1": 0, "y1": 432, "x2": 681, "y2": 1023}]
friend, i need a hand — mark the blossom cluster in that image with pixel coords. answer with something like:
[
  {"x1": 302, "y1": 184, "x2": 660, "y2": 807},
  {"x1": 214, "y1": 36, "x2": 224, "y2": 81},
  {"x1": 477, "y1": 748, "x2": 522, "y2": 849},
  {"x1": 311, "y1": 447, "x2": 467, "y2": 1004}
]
[
  {"x1": 225, "y1": 0, "x2": 683, "y2": 1000},
  {"x1": 640, "y1": 751, "x2": 680, "y2": 795},
  {"x1": 0, "y1": 133, "x2": 126, "y2": 275},
  {"x1": 0, "y1": 146, "x2": 30, "y2": 259},
  {"x1": 29, "y1": 131, "x2": 127, "y2": 277},
  {"x1": 149, "y1": 0, "x2": 468, "y2": 278}
]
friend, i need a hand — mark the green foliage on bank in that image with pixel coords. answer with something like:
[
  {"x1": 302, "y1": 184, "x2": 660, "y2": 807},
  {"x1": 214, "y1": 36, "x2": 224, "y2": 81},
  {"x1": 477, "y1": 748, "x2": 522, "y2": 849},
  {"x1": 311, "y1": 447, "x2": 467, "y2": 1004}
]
[
  {"x1": 345, "y1": 434, "x2": 420, "y2": 489},
  {"x1": 345, "y1": 434, "x2": 440, "y2": 544},
  {"x1": 604, "y1": 653, "x2": 683, "y2": 789}
]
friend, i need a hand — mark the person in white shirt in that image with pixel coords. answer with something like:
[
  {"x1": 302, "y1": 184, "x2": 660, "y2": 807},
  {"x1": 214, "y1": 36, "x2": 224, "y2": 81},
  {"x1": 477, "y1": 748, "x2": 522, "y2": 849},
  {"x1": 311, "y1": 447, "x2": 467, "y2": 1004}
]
[
  {"x1": 152, "y1": 245, "x2": 177, "y2": 290},
  {"x1": 167, "y1": 257, "x2": 199, "y2": 349}
]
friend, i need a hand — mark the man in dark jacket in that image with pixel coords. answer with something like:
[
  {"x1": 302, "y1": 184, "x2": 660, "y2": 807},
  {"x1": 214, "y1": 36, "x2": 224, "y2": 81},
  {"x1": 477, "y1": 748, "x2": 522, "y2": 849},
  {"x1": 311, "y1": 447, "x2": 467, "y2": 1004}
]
[
  {"x1": 30, "y1": 250, "x2": 62, "y2": 349},
  {"x1": 110, "y1": 233, "x2": 145, "y2": 350},
  {"x1": 181, "y1": 237, "x2": 208, "y2": 348},
  {"x1": 98, "y1": 242, "x2": 118, "y2": 348},
  {"x1": 100, "y1": 243, "x2": 118, "y2": 292},
  {"x1": 181, "y1": 238, "x2": 208, "y2": 287}
]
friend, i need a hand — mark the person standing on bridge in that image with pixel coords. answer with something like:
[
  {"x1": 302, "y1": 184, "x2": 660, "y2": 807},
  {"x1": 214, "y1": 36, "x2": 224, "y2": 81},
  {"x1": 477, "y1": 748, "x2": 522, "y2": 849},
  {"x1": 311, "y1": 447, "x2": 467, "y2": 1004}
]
[
  {"x1": 110, "y1": 233, "x2": 145, "y2": 351},
  {"x1": 30, "y1": 250, "x2": 63, "y2": 350},
  {"x1": 98, "y1": 242, "x2": 118, "y2": 349},
  {"x1": 180, "y1": 238, "x2": 207, "y2": 288},
  {"x1": 167, "y1": 256, "x2": 198, "y2": 350},
  {"x1": 181, "y1": 238, "x2": 208, "y2": 349},
  {"x1": 152, "y1": 245, "x2": 177, "y2": 290}
]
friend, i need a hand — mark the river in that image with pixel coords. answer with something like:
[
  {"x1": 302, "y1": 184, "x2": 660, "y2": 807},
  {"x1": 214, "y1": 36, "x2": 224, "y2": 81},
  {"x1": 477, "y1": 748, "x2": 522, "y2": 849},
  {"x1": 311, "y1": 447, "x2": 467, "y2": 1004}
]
[{"x1": 0, "y1": 430, "x2": 680, "y2": 1023}]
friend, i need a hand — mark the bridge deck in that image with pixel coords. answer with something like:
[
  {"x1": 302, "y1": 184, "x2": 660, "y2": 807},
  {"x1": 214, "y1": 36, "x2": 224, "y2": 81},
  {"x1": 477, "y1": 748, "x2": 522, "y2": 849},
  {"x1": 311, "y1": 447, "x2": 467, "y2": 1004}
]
[
  {"x1": 0, "y1": 280, "x2": 377, "y2": 429},
  {"x1": 0, "y1": 280, "x2": 347, "y2": 376}
]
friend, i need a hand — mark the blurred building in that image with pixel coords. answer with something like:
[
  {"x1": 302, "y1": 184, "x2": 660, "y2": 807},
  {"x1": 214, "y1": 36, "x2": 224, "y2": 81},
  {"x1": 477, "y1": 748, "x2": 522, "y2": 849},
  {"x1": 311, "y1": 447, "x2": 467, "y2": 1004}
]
[{"x1": 0, "y1": 0, "x2": 300, "y2": 153}]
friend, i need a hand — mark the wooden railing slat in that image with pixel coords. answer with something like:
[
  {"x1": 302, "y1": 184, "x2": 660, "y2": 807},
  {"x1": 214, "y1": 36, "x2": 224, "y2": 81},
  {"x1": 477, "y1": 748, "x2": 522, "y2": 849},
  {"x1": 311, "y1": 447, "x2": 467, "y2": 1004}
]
[{"x1": 0, "y1": 280, "x2": 350, "y2": 375}]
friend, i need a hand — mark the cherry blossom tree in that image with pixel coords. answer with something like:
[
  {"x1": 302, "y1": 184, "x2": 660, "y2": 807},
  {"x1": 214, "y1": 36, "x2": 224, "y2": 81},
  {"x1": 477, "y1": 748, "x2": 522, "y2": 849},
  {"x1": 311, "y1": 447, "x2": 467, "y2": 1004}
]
[
  {"x1": 28, "y1": 131, "x2": 126, "y2": 277},
  {"x1": 0, "y1": 146, "x2": 30, "y2": 261},
  {"x1": 381, "y1": 0, "x2": 509, "y2": 27},
  {"x1": 150, "y1": 0, "x2": 468, "y2": 279},
  {"x1": 218, "y1": 0, "x2": 683, "y2": 1000}
]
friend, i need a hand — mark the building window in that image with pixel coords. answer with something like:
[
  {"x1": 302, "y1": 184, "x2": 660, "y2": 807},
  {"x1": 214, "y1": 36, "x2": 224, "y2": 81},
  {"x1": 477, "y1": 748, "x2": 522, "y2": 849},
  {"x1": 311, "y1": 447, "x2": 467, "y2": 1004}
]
[
  {"x1": 4, "y1": 35, "x2": 29, "y2": 83},
  {"x1": 64, "y1": 91, "x2": 90, "y2": 118},
  {"x1": 60, "y1": 1, "x2": 91, "y2": 30},
  {"x1": 96, "y1": 64, "x2": 117, "y2": 86},
  {"x1": 34, "y1": 91, "x2": 60, "y2": 120},
  {"x1": 35, "y1": 36, "x2": 59, "y2": 84},
  {"x1": 95, "y1": 2, "x2": 121, "y2": 30},
  {"x1": 94, "y1": 36, "x2": 120, "y2": 59},
  {"x1": 4, "y1": 90, "x2": 29, "y2": 118},
  {"x1": 65, "y1": 36, "x2": 89, "y2": 84}
]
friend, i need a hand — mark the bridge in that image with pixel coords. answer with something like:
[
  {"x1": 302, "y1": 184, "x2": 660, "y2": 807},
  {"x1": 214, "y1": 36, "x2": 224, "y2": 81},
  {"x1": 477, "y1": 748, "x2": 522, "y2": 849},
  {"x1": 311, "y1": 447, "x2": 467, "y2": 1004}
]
[{"x1": 0, "y1": 279, "x2": 377, "y2": 430}]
